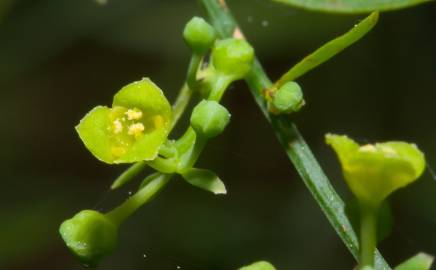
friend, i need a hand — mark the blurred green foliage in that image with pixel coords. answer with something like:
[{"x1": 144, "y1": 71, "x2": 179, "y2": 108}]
[{"x1": 1, "y1": 1, "x2": 436, "y2": 270}]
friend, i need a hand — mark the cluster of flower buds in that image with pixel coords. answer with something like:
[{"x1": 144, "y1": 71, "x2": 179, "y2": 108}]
[{"x1": 60, "y1": 16, "x2": 255, "y2": 268}]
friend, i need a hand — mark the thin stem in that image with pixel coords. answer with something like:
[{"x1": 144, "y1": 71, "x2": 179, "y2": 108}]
[
  {"x1": 187, "y1": 53, "x2": 202, "y2": 91},
  {"x1": 111, "y1": 161, "x2": 147, "y2": 189},
  {"x1": 200, "y1": 0, "x2": 391, "y2": 269},
  {"x1": 208, "y1": 74, "x2": 233, "y2": 101},
  {"x1": 360, "y1": 204, "x2": 378, "y2": 268},
  {"x1": 106, "y1": 174, "x2": 171, "y2": 226},
  {"x1": 171, "y1": 83, "x2": 193, "y2": 129},
  {"x1": 179, "y1": 135, "x2": 207, "y2": 170}
]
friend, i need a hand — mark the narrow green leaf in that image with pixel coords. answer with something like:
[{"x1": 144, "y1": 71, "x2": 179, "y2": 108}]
[
  {"x1": 181, "y1": 168, "x2": 226, "y2": 194},
  {"x1": 271, "y1": 0, "x2": 430, "y2": 14},
  {"x1": 275, "y1": 11, "x2": 378, "y2": 88},
  {"x1": 239, "y1": 261, "x2": 277, "y2": 270},
  {"x1": 201, "y1": 0, "x2": 390, "y2": 269},
  {"x1": 394, "y1": 253, "x2": 434, "y2": 270}
]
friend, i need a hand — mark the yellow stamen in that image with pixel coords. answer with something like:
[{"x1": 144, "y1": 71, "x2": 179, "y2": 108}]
[
  {"x1": 128, "y1": 123, "x2": 145, "y2": 138},
  {"x1": 113, "y1": 119, "x2": 123, "y2": 134},
  {"x1": 126, "y1": 109, "x2": 143, "y2": 120}
]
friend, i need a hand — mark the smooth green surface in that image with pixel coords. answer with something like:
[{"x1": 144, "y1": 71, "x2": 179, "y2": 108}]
[
  {"x1": 239, "y1": 261, "x2": 277, "y2": 270},
  {"x1": 76, "y1": 106, "x2": 114, "y2": 163},
  {"x1": 272, "y1": 0, "x2": 430, "y2": 13},
  {"x1": 181, "y1": 168, "x2": 227, "y2": 194},
  {"x1": 201, "y1": 0, "x2": 390, "y2": 268},
  {"x1": 326, "y1": 134, "x2": 426, "y2": 206},
  {"x1": 76, "y1": 78, "x2": 172, "y2": 164},
  {"x1": 275, "y1": 12, "x2": 378, "y2": 88},
  {"x1": 394, "y1": 253, "x2": 434, "y2": 270}
]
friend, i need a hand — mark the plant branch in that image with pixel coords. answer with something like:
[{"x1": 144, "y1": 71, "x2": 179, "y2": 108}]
[{"x1": 200, "y1": 0, "x2": 390, "y2": 269}]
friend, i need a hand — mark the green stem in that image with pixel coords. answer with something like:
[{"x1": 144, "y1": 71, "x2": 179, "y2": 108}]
[
  {"x1": 187, "y1": 53, "x2": 203, "y2": 91},
  {"x1": 179, "y1": 135, "x2": 207, "y2": 171},
  {"x1": 360, "y1": 204, "x2": 378, "y2": 268},
  {"x1": 106, "y1": 174, "x2": 171, "y2": 226},
  {"x1": 207, "y1": 74, "x2": 233, "y2": 101},
  {"x1": 171, "y1": 83, "x2": 194, "y2": 129},
  {"x1": 200, "y1": 0, "x2": 391, "y2": 269},
  {"x1": 111, "y1": 161, "x2": 147, "y2": 189}
]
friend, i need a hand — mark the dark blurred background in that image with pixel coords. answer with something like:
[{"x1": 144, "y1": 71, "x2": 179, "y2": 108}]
[{"x1": 0, "y1": 0, "x2": 435, "y2": 269}]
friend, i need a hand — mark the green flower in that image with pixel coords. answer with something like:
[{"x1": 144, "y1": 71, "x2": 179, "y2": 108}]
[
  {"x1": 76, "y1": 78, "x2": 172, "y2": 164},
  {"x1": 326, "y1": 134, "x2": 425, "y2": 206}
]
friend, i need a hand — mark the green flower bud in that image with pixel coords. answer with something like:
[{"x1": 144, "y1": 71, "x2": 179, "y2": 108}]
[
  {"x1": 239, "y1": 261, "x2": 277, "y2": 270},
  {"x1": 183, "y1": 17, "x2": 216, "y2": 54},
  {"x1": 326, "y1": 134, "x2": 425, "y2": 206},
  {"x1": 190, "y1": 100, "x2": 230, "y2": 138},
  {"x1": 211, "y1": 38, "x2": 254, "y2": 79},
  {"x1": 59, "y1": 210, "x2": 118, "y2": 268},
  {"x1": 271, "y1": 81, "x2": 304, "y2": 114},
  {"x1": 76, "y1": 78, "x2": 173, "y2": 164}
]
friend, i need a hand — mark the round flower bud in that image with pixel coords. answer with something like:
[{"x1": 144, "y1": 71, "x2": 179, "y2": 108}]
[
  {"x1": 190, "y1": 100, "x2": 230, "y2": 138},
  {"x1": 59, "y1": 210, "x2": 118, "y2": 268},
  {"x1": 183, "y1": 17, "x2": 216, "y2": 54},
  {"x1": 211, "y1": 38, "x2": 254, "y2": 79},
  {"x1": 272, "y1": 81, "x2": 304, "y2": 113}
]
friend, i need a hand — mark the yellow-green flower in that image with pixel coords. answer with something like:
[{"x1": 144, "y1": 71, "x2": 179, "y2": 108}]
[
  {"x1": 76, "y1": 78, "x2": 172, "y2": 164},
  {"x1": 326, "y1": 134, "x2": 425, "y2": 206}
]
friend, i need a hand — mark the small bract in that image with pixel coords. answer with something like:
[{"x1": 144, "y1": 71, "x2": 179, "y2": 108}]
[
  {"x1": 326, "y1": 134, "x2": 425, "y2": 206},
  {"x1": 76, "y1": 78, "x2": 172, "y2": 164}
]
